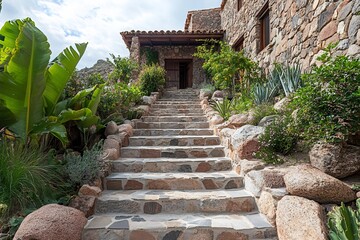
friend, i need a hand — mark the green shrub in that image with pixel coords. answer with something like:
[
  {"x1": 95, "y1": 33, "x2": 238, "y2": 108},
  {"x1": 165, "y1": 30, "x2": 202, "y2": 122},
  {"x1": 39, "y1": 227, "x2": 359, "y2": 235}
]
[
  {"x1": 98, "y1": 82, "x2": 142, "y2": 123},
  {"x1": 250, "y1": 104, "x2": 277, "y2": 125},
  {"x1": 64, "y1": 141, "x2": 103, "y2": 189},
  {"x1": 256, "y1": 116, "x2": 298, "y2": 164},
  {"x1": 0, "y1": 141, "x2": 58, "y2": 217},
  {"x1": 231, "y1": 94, "x2": 254, "y2": 113},
  {"x1": 194, "y1": 40, "x2": 264, "y2": 94},
  {"x1": 290, "y1": 46, "x2": 360, "y2": 144},
  {"x1": 210, "y1": 98, "x2": 234, "y2": 121},
  {"x1": 328, "y1": 199, "x2": 360, "y2": 240},
  {"x1": 108, "y1": 54, "x2": 138, "y2": 84},
  {"x1": 139, "y1": 64, "x2": 166, "y2": 96}
]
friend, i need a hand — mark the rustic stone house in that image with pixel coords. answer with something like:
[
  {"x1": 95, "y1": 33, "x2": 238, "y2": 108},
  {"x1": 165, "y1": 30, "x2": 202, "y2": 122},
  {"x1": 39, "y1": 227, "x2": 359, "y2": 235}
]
[{"x1": 121, "y1": 0, "x2": 359, "y2": 88}]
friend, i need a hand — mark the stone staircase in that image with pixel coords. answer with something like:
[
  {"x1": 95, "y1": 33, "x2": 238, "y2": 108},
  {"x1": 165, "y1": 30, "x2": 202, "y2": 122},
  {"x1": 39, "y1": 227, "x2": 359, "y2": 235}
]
[{"x1": 83, "y1": 89, "x2": 276, "y2": 240}]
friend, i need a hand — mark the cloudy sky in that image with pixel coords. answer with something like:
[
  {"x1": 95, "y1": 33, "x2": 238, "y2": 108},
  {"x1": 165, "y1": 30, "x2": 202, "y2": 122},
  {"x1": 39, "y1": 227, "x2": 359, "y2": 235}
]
[{"x1": 0, "y1": 0, "x2": 221, "y2": 69}]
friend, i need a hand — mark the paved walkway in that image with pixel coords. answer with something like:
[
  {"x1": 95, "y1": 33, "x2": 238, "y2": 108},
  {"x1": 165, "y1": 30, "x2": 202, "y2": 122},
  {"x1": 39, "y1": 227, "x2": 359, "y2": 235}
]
[{"x1": 83, "y1": 89, "x2": 276, "y2": 240}]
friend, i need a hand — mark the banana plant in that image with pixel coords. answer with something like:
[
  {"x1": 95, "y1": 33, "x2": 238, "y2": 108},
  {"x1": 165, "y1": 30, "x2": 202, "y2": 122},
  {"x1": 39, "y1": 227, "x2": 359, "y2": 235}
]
[
  {"x1": 0, "y1": 18, "x2": 88, "y2": 145},
  {"x1": 328, "y1": 200, "x2": 360, "y2": 240}
]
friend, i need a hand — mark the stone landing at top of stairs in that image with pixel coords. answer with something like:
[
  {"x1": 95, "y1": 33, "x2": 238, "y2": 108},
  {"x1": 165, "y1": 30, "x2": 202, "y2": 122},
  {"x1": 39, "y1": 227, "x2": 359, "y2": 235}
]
[{"x1": 83, "y1": 89, "x2": 276, "y2": 240}]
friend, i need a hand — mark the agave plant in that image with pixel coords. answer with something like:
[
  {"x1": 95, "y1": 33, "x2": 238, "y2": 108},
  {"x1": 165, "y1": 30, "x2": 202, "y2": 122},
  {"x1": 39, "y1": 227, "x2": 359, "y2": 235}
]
[
  {"x1": 0, "y1": 18, "x2": 91, "y2": 145},
  {"x1": 276, "y1": 63, "x2": 302, "y2": 96},
  {"x1": 252, "y1": 67, "x2": 281, "y2": 105},
  {"x1": 328, "y1": 200, "x2": 360, "y2": 240},
  {"x1": 209, "y1": 98, "x2": 234, "y2": 121}
]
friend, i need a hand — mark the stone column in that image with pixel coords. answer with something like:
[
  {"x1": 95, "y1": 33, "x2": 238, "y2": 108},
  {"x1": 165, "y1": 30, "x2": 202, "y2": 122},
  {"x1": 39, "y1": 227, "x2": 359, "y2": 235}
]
[{"x1": 130, "y1": 36, "x2": 140, "y2": 82}]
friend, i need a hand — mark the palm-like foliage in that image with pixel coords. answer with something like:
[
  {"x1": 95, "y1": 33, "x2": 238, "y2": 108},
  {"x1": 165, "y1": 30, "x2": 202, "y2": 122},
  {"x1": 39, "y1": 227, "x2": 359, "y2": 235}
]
[
  {"x1": 0, "y1": 18, "x2": 89, "y2": 145},
  {"x1": 210, "y1": 98, "x2": 234, "y2": 121},
  {"x1": 328, "y1": 200, "x2": 360, "y2": 240}
]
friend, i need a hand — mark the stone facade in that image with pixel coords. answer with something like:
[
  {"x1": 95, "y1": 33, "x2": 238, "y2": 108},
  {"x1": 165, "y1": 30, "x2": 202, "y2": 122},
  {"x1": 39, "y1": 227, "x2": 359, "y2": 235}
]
[
  {"x1": 221, "y1": 0, "x2": 360, "y2": 69},
  {"x1": 185, "y1": 8, "x2": 222, "y2": 32}
]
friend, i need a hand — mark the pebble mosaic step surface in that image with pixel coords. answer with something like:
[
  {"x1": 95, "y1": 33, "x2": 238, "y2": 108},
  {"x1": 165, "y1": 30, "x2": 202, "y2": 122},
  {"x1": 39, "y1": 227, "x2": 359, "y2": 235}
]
[
  {"x1": 133, "y1": 128, "x2": 214, "y2": 136},
  {"x1": 121, "y1": 145, "x2": 225, "y2": 158},
  {"x1": 95, "y1": 189, "x2": 256, "y2": 214},
  {"x1": 142, "y1": 116, "x2": 207, "y2": 122},
  {"x1": 111, "y1": 157, "x2": 232, "y2": 173},
  {"x1": 84, "y1": 89, "x2": 275, "y2": 239},
  {"x1": 136, "y1": 122, "x2": 209, "y2": 129},
  {"x1": 129, "y1": 135, "x2": 220, "y2": 146},
  {"x1": 104, "y1": 171, "x2": 243, "y2": 190},
  {"x1": 83, "y1": 213, "x2": 276, "y2": 240}
]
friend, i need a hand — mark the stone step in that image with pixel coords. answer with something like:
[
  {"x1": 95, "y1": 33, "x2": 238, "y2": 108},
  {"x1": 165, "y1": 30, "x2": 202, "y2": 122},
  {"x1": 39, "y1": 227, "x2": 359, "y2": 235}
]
[
  {"x1": 151, "y1": 104, "x2": 202, "y2": 109},
  {"x1": 133, "y1": 129, "x2": 214, "y2": 136},
  {"x1": 136, "y1": 122, "x2": 209, "y2": 129},
  {"x1": 111, "y1": 157, "x2": 232, "y2": 173},
  {"x1": 83, "y1": 213, "x2": 276, "y2": 240},
  {"x1": 150, "y1": 109, "x2": 204, "y2": 115},
  {"x1": 129, "y1": 135, "x2": 220, "y2": 147},
  {"x1": 104, "y1": 171, "x2": 243, "y2": 190},
  {"x1": 121, "y1": 145, "x2": 225, "y2": 158},
  {"x1": 95, "y1": 189, "x2": 257, "y2": 215},
  {"x1": 155, "y1": 100, "x2": 201, "y2": 104},
  {"x1": 142, "y1": 116, "x2": 207, "y2": 122},
  {"x1": 147, "y1": 112, "x2": 205, "y2": 116}
]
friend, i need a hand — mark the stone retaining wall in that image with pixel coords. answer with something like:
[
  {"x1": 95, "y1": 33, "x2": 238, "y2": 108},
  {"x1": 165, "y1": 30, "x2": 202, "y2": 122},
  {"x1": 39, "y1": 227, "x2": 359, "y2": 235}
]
[{"x1": 221, "y1": 0, "x2": 360, "y2": 70}]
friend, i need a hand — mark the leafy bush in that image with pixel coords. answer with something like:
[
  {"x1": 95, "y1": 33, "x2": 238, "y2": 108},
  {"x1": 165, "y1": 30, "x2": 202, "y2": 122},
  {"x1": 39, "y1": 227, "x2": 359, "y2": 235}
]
[
  {"x1": 199, "y1": 83, "x2": 216, "y2": 93},
  {"x1": 256, "y1": 116, "x2": 298, "y2": 164},
  {"x1": 250, "y1": 103, "x2": 277, "y2": 125},
  {"x1": 0, "y1": 141, "x2": 58, "y2": 217},
  {"x1": 108, "y1": 54, "x2": 138, "y2": 84},
  {"x1": 64, "y1": 141, "x2": 103, "y2": 189},
  {"x1": 194, "y1": 40, "x2": 264, "y2": 94},
  {"x1": 98, "y1": 82, "x2": 143, "y2": 123},
  {"x1": 139, "y1": 64, "x2": 166, "y2": 96},
  {"x1": 328, "y1": 199, "x2": 360, "y2": 240},
  {"x1": 210, "y1": 98, "x2": 234, "y2": 121},
  {"x1": 142, "y1": 48, "x2": 159, "y2": 65},
  {"x1": 231, "y1": 94, "x2": 254, "y2": 113},
  {"x1": 290, "y1": 46, "x2": 360, "y2": 144}
]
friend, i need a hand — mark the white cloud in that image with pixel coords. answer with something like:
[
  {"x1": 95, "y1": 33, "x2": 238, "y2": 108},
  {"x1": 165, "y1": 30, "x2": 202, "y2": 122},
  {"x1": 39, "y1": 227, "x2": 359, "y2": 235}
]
[{"x1": 0, "y1": 0, "x2": 221, "y2": 69}]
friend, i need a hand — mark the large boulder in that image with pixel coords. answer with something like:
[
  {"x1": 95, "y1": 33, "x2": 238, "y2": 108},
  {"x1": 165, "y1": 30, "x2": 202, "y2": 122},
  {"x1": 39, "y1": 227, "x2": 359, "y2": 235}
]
[
  {"x1": 199, "y1": 89, "x2": 213, "y2": 99},
  {"x1": 274, "y1": 97, "x2": 290, "y2": 112},
  {"x1": 258, "y1": 191, "x2": 279, "y2": 226},
  {"x1": 310, "y1": 142, "x2": 360, "y2": 178},
  {"x1": 209, "y1": 115, "x2": 224, "y2": 126},
  {"x1": 141, "y1": 96, "x2": 155, "y2": 105},
  {"x1": 217, "y1": 113, "x2": 253, "y2": 130},
  {"x1": 212, "y1": 90, "x2": 224, "y2": 99},
  {"x1": 284, "y1": 165, "x2": 356, "y2": 203},
  {"x1": 258, "y1": 115, "x2": 278, "y2": 127},
  {"x1": 104, "y1": 121, "x2": 118, "y2": 136},
  {"x1": 231, "y1": 125, "x2": 264, "y2": 159},
  {"x1": 276, "y1": 196, "x2": 328, "y2": 240},
  {"x1": 244, "y1": 168, "x2": 287, "y2": 197},
  {"x1": 14, "y1": 204, "x2": 87, "y2": 240},
  {"x1": 118, "y1": 123, "x2": 133, "y2": 137}
]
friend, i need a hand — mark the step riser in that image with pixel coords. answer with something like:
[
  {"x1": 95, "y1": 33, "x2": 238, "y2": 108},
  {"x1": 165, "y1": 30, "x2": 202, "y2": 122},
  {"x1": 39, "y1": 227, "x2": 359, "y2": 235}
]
[
  {"x1": 121, "y1": 147, "x2": 225, "y2": 158},
  {"x1": 148, "y1": 113, "x2": 205, "y2": 116},
  {"x1": 129, "y1": 137, "x2": 220, "y2": 147},
  {"x1": 152, "y1": 105, "x2": 202, "y2": 109},
  {"x1": 150, "y1": 109, "x2": 204, "y2": 114},
  {"x1": 136, "y1": 122, "x2": 209, "y2": 129},
  {"x1": 83, "y1": 228, "x2": 277, "y2": 240},
  {"x1": 95, "y1": 197, "x2": 256, "y2": 215},
  {"x1": 133, "y1": 129, "x2": 214, "y2": 136},
  {"x1": 105, "y1": 177, "x2": 243, "y2": 191},
  {"x1": 142, "y1": 116, "x2": 207, "y2": 122},
  {"x1": 112, "y1": 160, "x2": 232, "y2": 173}
]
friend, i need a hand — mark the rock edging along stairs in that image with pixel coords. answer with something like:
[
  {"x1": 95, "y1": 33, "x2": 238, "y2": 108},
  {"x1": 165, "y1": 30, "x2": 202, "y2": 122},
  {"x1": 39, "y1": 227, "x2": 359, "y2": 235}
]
[{"x1": 83, "y1": 89, "x2": 276, "y2": 240}]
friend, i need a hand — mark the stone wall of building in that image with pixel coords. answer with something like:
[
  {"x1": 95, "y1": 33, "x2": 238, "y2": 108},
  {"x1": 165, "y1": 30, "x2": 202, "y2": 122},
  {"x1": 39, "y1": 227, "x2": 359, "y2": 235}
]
[
  {"x1": 185, "y1": 8, "x2": 222, "y2": 32},
  {"x1": 139, "y1": 46, "x2": 206, "y2": 88},
  {"x1": 221, "y1": 0, "x2": 360, "y2": 70}
]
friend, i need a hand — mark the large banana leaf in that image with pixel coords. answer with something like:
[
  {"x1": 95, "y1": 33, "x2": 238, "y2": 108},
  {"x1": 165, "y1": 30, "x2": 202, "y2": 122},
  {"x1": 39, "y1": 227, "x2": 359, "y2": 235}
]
[
  {"x1": 0, "y1": 19, "x2": 50, "y2": 139},
  {"x1": 87, "y1": 84, "x2": 104, "y2": 113},
  {"x1": 44, "y1": 43, "x2": 87, "y2": 115}
]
